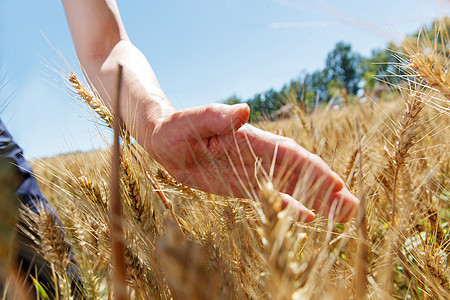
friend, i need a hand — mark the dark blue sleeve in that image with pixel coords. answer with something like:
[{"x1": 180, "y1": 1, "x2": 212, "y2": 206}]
[
  {"x1": 0, "y1": 119, "x2": 54, "y2": 215},
  {"x1": 0, "y1": 119, "x2": 83, "y2": 297}
]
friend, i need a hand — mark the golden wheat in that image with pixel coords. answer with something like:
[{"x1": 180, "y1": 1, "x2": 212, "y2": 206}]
[{"x1": 21, "y1": 18, "x2": 450, "y2": 300}]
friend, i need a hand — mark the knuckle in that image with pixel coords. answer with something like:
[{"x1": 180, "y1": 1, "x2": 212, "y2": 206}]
[
  {"x1": 281, "y1": 136, "x2": 298, "y2": 149},
  {"x1": 203, "y1": 103, "x2": 219, "y2": 114}
]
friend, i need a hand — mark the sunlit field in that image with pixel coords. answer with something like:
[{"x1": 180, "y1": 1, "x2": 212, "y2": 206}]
[{"x1": 3, "y1": 15, "x2": 449, "y2": 300}]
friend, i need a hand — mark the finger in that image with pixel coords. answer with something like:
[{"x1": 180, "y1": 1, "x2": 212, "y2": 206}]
[
  {"x1": 270, "y1": 164, "x2": 341, "y2": 201},
  {"x1": 275, "y1": 143, "x2": 344, "y2": 194},
  {"x1": 331, "y1": 188, "x2": 360, "y2": 222},
  {"x1": 309, "y1": 187, "x2": 359, "y2": 223},
  {"x1": 236, "y1": 125, "x2": 345, "y2": 194},
  {"x1": 174, "y1": 103, "x2": 250, "y2": 139},
  {"x1": 223, "y1": 128, "x2": 357, "y2": 222},
  {"x1": 280, "y1": 193, "x2": 315, "y2": 223},
  {"x1": 310, "y1": 199, "x2": 331, "y2": 218}
]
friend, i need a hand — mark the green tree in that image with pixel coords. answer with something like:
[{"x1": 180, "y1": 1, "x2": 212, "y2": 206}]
[
  {"x1": 280, "y1": 80, "x2": 301, "y2": 105},
  {"x1": 304, "y1": 69, "x2": 329, "y2": 106},
  {"x1": 361, "y1": 42, "x2": 403, "y2": 91},
  {"x1": 325, "y1": 41, "x2": 363, "y2": 95},
  {"x1": 224, "y1": 94, "x2": 242, "y2": 105},
  {"x1": 263, "y1": 88, "x2": 284, "y2": 113}
]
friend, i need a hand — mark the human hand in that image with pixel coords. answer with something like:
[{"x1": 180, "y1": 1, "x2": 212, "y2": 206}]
[{"x1": 149, "y1": 103, "x2": 359, "y2": 222}]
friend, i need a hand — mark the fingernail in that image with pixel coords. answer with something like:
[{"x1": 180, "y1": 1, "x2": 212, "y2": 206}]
[
  {"x1": 332, "y1": 172, "x2": 345, "y2": 192},
  {"x1": 301, "y1": 211, "x2": 316, "y2": 223},
  {"x1": 231, "y1": 103, "x2": 249, "y2": 111},
  {"x1": 230, "y1": 103, "x2": 250, "y2": 123}
]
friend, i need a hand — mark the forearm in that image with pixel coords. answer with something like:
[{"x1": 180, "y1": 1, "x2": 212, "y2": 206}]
[
  {"x1": 62, "y1": 0, "x2": 175, "y2": 155},
  {"x1": 81, "y1": 40, "x2": 176, "y2": 155}
]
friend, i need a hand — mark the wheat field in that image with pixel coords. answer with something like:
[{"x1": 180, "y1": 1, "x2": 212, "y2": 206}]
[{"x1": 6, "y1": 20, "x2": 450, "y2": 299}]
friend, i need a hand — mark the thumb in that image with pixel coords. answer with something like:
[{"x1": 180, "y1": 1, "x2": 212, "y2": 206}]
[{"x1": 183, "y1": 103, "x2": 250, "y2": 138}]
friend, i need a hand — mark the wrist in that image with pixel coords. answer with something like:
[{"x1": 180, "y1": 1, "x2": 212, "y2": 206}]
[{"x1": 138, "y1": 101, "x2": 176, "y2": 159}]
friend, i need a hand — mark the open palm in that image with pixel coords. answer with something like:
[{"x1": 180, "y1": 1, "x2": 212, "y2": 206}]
[{"x1": 150, "y1": 103, "x2": 359, "y2": 222}]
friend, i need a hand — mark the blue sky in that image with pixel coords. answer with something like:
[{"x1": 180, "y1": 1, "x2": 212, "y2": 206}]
[{"x1": 0, "y1": 0, "x2": 448, "y2": 159}]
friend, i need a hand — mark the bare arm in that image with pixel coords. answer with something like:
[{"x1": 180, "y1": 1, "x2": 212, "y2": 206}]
[{"x1": 62, "y1": 0, "x2": 175, "y2": 157}]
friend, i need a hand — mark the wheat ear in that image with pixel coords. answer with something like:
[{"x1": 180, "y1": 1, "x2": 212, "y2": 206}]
[
  {"x1": 77, "y1": 175, "x2": 107, "y2": 211},
  {"x1": 68, "y1": 72, "x2": 114, "y2": 128},
  {"x1": 409, "y1": 53, "x2": 450, "y2": 100}
]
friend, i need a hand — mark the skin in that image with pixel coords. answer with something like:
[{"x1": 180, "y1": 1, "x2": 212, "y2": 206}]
[{"x1": 62, "y1": 0, "x2": 359, "y2": 223}]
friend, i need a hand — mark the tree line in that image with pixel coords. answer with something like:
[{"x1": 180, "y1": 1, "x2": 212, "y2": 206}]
[{"x1": 224, "y1": 18, "x2": 449, "y2": 122}]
